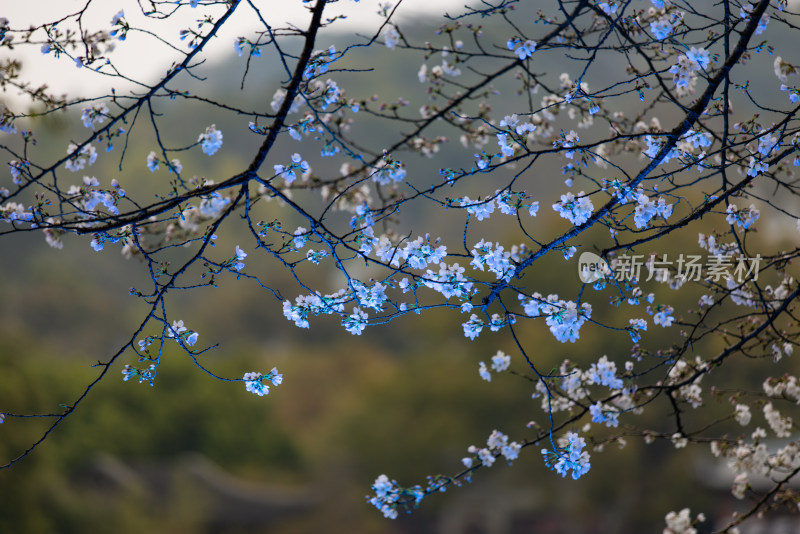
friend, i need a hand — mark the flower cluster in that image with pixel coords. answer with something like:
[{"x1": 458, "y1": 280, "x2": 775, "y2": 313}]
[
  {"x1": 145, "y1": 151, "x2": 182, "y2": 173},
  {"x1": 683, "y1": 129, "x2": 712, "y2": 150},
  {"x1": 234, "y1": 37, "x2": 261, "y2": 57},
  {"x1": 274, "y1": 153, "x2": 310, "y2": 184},
  {"x1": 69, "y1": 176, "x2": 122, "y2": 218},
  {"x1": 740, "y1": 2, "x2": 770, "y2": 35},
  {"x1": 81, "y1": 103, "x2": 108, "y2": 129},
  {"x1": 388, "y1": 235, "x2": 447, "y2": 270},
  {"x1": 650, "y1": 10, "x2": 682, "y2": 40},
  {"x1": 198, "y1": 124, "x2": 223, "y2": 155},
  {"x1": 665, "y1": 357, "x2": 707, "y2": 408},
  {"x1": 469, "y1": 239, "x2": 514, "y2": 281},
  {"x1": 711, "y1": 420, "x2": 800, "y2": 503},
  {"x1": 652, "y1": 305, "x2": 674, "y2": 327},
  {"x1": 734, "y1": 403, "x2": 752, "y2": 426},
  {"x1": 462, "y1": 314, "x2": 485, "y2": 340},
  {"x1": 762, "y1": 374, "x2": 800, "y2": 400},
  {"x1": 121, "y1": 363, "x2": 157, "y2": 386},
  {"x1": 110, "y1": 10, "x2": 127, "y2": 39},
  {"x1": 292, "y1": 227, "x2": 308, "y2": 249},
  {"x1": 518, "y1": 293, "x2": 593, "y2": 343},
  {"x1": 477, "y1": 350, "x2": 511, "y2": 382},
  {"x1": 627, "y1": 318, "x2": 647, "y2": 343},
  {"x1": 746, "y1": 155, "x2": 769, "y2": 177},
  {"x1": 464, "y1": 429, "x2": 522, "y2": 468},
  {"x1": 282, "y1": 290, "x2": 348, "y2": 329},
  {"x1": 642, "y1": 135, "x2": 680, "y2": 163},
  {"x1": 725, "y1": 203, "x2": 759, "y2": 230},
  {"x1": 302, "y1": 45, "x2": 337, "y2": 80},
  {"x1": 231, "y1": 245, "x2": 247, "y2": 271},
  {"x1": 422, "y1": 262, "x2": 473, "y2": 300},
  {"x1": 8, "y1": 160, "x2": 26, "y2": 184},
  {"x1": 670, "y1": 47, "x2": 710, "y2": 88},
  {"x1": 372, "y1": 158, "x2": 406, "y2": 185},
  {"x1": 499, "y1": 114, "x2": 536, "y2": 136},
  {"x1": 589, "y1": 402, "x2": 619, "y2": 427},
  {"x1": 270, "y1": 88, "x2": 303, "y2": 114},
  {"x1": 64, "y1": 143, "x2": 98, "y2": 172},
  {"x1": 552, "y1": 191, "x2": 593, "y2": 226},
  {"x1": 320, "y1": 79, "x2": 340, "y2": 110},
  {"x1": 367, "y1": 474, "x2": 401, "y2": 519},
  {"x1": 165, "y1": 319, "x2": 199, "y2": 346},
  {"x1": 546, "y1": 300, "x2": 592, "y2": 343},
  {"x1": 0, "y1": 202, "x2": 33, "y2": 223},
  {"x1": 506, "y1": 38, "x2": 536, "y2": 60},
  {"x1": 541, "y1": 431, "x2": 591, "y2": 480},
  {"x1": 83, "y1": 189, "x2": 119, "y2": 216},
  {"x1": 382, "y1": 25, "x2": 400, "y2": 49},
  {"x1": 460, "y1": 196, "x2": 494, "y2": 221},
  {"x1": 531, "y1": 356, "x2": 634, "y2": 416},
  {"x1": 342, "y1": 307, "x2": 369, "y2": 335},
  {"x1": 633, "y1": 193, "x2": 673, "y2": 229},
  {"x1": 663, "y1": 508, "x2": 702, "y2": 534},
  {"x1": 586, "y1": 355, "x2": 623, "y2": 390},
  {"x1": 352, "y1": 280, "x2": 388, "y2": 311},
  {"x1": 243, "y1": 367, "x2": 283, "y2": 396},
  {"x1": 763, "y1": 402, "x2": 792, "y2": 438},
  {"x1": 598, "y1": 2, "x2": 618, "y2": 16},
  {"x1": 460, "y1": 190, "x2": 538, "y2": 220},
  {"x1": 560, "y1": 130, "x2": 580, "y2": 159},
  {"x1": 774, "y1": 55, "x2": 799, "y2": 82}
]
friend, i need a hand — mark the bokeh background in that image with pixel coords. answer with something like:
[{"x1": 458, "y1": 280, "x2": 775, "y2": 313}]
[{"x1": 2, "y1": 1, "x2": 800, "y2": 532}]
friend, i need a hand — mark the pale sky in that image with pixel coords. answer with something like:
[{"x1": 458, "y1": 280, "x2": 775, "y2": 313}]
[
  {"x1": 1, "y1": 0, "x2": 467, "y2": 103},
  {"x1": 8, "y1": 1, "x2": 799, "y2": 106}
]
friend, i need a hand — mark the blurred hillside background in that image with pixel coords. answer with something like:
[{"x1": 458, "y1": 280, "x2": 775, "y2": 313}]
[{"x1": 2, "y1": 2, "x2": 800, "y2": 532}]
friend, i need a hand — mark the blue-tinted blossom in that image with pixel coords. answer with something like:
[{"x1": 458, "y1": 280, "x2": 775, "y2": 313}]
[
  {"x1": 147, "y1": 151, "x2": 159, "y2": 172},
  {"x1": 462, "y1": 314, "x2": 484, "y2": 340},
  {"x1": 552, "y1": 191, "x2": 593, "y2": 225},
  {"x1": 507, "y1": 38, "x2": 536, "y2": 60},
  {"x1": 725, "y1": 204, "x2": 759, "y2": 229},
  {"x1": 233, "y1": 245, "x2": 247, "y2": 271},
  {"x1": 541, "y1": 431, "x2": 591, "y2": 480},
  {"x1": 65, "y1": 143, "x2": 97, "y2": 172},
  {"x1": 587, "y1": 355, "x2": 623, "y2": 389},
  {"x1": 343, "y1": 307, "x2": 369, "y2": 335},
  {"x1": 491, "y1": 350, "x2": 511, "y2": 372},
  {"x1": 81, "y1": 103, "x2": 108, "y2": 129},
  {"x1": 653, "y1": 305, "x2": 674, "y2": 327},
  {"x1": 368, "y1": 474, "x2": 400, "y2": 519},
  {"x1": 478, "y1": 361, "x2": 491, "y2": 381},
  {"x1": 198, "y1": 125, "x2": 223, "y2": 155},
  {"x1": 590, "y1": 402, "x2": 620, "y2": 427},
  {"x1": 244, "y1": 371, "x2": 269, "y2": 396}
]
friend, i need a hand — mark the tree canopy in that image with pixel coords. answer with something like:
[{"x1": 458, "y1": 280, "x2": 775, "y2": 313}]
[{"x1": 1, "y1": 0, "x2": 800, "y2": 531}]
